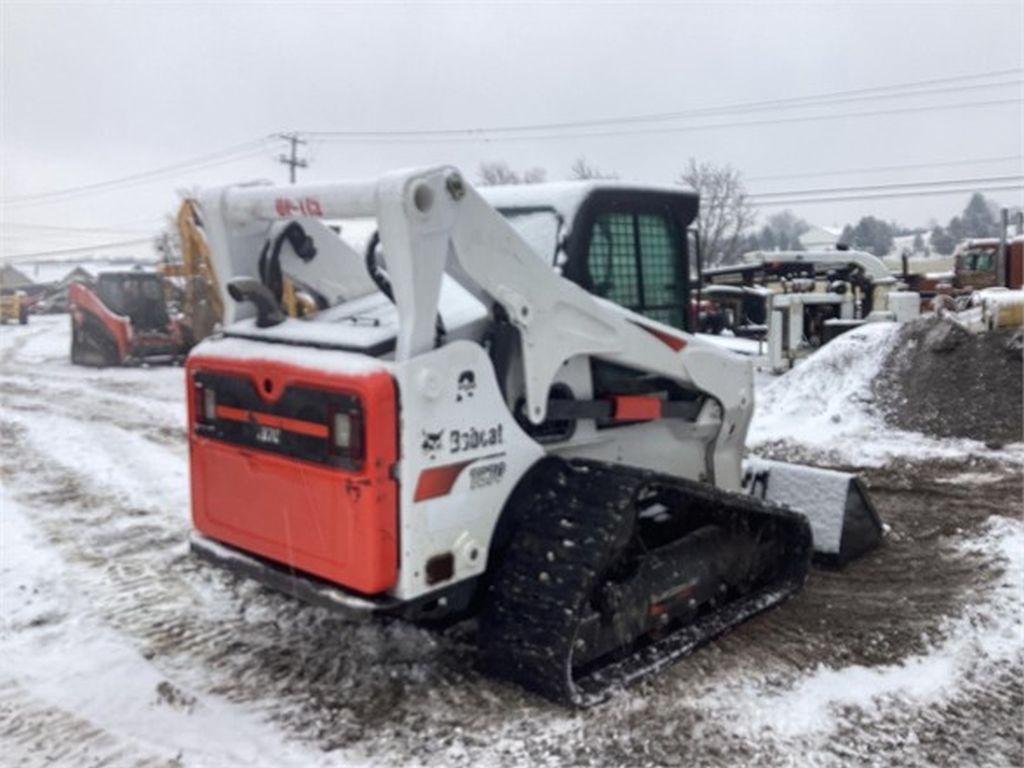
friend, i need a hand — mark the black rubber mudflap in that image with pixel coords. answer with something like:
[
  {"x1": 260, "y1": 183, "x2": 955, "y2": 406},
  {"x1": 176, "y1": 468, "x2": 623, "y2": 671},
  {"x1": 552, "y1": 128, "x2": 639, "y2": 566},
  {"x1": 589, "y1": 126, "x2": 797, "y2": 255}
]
[{"x1": 478, "y1": 459, "x2": 812, "y2": 707}]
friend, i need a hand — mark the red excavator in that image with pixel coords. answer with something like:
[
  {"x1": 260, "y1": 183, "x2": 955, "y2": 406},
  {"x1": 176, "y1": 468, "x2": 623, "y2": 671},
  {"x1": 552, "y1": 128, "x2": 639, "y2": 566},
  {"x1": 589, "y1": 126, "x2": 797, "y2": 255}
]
[{"x1": 69, "y1": 199, "x2": 225, "y2": 367}]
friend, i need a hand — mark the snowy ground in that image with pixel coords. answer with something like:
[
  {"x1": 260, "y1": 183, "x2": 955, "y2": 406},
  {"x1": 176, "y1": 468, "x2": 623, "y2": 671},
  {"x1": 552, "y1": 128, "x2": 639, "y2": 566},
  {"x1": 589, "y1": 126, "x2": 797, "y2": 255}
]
[{"x1": 2, "y1": 315, "x2": 1022, "y2": 767}]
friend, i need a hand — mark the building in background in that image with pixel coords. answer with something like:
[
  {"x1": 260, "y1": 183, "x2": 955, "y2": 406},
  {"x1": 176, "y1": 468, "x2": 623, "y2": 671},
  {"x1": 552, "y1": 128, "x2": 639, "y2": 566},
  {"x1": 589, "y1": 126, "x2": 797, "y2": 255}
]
[
  {"x1": 798, "y1": 224, "x2": 842, "y2": 250},
  {"x1": 0, "y1": 264, "x2": 34, "y2": 290}
]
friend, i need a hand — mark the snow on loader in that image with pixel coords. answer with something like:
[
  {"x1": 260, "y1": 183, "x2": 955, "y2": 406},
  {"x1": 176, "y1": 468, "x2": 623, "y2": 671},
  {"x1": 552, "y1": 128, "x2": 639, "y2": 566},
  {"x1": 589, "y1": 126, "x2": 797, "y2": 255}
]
[
  {"x1": 70, "y1": 271, "x2": 190, "y2": 366},
  {"x1": 186, "y1": 168, "x2": 882, "y2": 705}
]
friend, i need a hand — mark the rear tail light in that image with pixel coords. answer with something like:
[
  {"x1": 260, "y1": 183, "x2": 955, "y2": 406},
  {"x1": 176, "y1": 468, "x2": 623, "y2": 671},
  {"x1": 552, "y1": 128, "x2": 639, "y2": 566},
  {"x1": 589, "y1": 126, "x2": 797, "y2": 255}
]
[
  {"x1": 332, "y1": 412, "x2": 352, "y2": 450},
  {"x1": 330, "y1": 408, "x2": 364, "y2": 462},
  {"x1": 192, "y1": 378, "x2": 211, "y2": 424},
  {"x1": 203, "y1": 388, "x2": 217, "y2": 423}
]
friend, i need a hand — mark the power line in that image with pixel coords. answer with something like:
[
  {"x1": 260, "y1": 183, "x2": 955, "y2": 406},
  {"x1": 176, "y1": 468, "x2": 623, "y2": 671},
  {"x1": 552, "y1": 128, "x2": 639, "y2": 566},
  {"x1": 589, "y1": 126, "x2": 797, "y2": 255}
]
[
  {"x1": 1, "y1": 138, "x2": 278, "y2": 207},
  {"x1": 1, "y1": 236, "x2": 155, "y2": 261},
  {"x1": 2, "y1": 69, "x2": 1017, "y2": 208},
  {"x1": 309, "y1": 97, "x2": 1020, "y2": 145},
  {"x1": 302, "y1": 67, "x2": 1022, "y2": 139},
  {"x1": 750, "y1": 174, "x2": 1024, "y2": 199},
  {"x1": 2, "y1": 143, "x2": 272, "y2": 207},
  {"x1": 751, "y1": 184, "x2": 1023, "y2": 207},
  {"x1": 747, "y1": 154, "x2": 1023, "y2": 182}
]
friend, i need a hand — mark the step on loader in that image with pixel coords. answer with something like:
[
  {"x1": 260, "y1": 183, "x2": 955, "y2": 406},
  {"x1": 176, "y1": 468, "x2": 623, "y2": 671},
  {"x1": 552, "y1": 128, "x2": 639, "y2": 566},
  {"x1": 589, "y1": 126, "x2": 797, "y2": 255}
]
[{"x1": 186, "y1": 167, "x2": 882, "y2": 705}]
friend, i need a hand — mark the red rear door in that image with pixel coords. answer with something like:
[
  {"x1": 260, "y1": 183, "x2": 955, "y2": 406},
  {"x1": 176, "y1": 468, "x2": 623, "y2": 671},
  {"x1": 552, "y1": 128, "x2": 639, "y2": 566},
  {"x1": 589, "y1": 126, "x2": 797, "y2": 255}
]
[{"x1": 186, "y1": 353, "x2": 398, "y2": 595}]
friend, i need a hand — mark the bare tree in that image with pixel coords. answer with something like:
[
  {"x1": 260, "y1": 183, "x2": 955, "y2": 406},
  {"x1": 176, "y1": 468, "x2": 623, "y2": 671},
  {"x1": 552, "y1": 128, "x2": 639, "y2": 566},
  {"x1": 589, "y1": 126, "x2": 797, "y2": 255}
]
[
  {"x1": 760, "y1": 210, "x2": 810, "y2": 251},
  {"x1": 521, "y1": 166, "x2": 547, "y2": 184},
  {"x1": 478, "y1": 161, "x2": 547, "y2": 186},
  {"x1": 154, "y1": 211, "x2": 182, "y2": 263},
  {"x1": 478, "y1": 161, "x2": 519, "y2": 186},
  {"x1": 677, "y1": 159, "x2": 755, "y2": 266},
  {"x1": 568, "y1": 156, "x2": 618, "y2": 180}
]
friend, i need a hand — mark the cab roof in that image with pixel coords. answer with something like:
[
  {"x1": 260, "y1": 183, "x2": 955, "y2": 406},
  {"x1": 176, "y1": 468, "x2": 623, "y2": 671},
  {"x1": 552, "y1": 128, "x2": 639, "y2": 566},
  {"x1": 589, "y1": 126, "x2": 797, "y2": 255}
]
[{"x1": 480, "y1": 180, "x2": 698, "y2": 226}]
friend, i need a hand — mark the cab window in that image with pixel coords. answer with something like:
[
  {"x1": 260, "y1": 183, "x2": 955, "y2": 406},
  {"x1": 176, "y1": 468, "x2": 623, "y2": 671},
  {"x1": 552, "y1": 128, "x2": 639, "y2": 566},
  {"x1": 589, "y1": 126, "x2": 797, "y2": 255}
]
[
  {"x1": 969, "y1": 251, "x2": 994, "y2": 271},
  {"x1": 586, "y1": 209, "x2": 687, "y2": 329},
  {"x1": 587, "y1": 212, "x2": 640, "y2": 307}
]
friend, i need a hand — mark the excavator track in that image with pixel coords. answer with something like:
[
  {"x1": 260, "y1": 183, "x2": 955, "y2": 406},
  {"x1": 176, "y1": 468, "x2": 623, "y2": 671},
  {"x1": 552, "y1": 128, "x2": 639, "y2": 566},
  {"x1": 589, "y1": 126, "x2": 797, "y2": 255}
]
[{"x1": 478, "y1": 458, "x2": 812, "y2": 707}]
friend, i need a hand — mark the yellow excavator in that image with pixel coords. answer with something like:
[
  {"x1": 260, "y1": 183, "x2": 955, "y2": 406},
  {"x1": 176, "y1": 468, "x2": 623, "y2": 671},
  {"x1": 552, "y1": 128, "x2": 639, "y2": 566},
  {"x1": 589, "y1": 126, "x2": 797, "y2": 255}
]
[
  {"x1": 165, "y1": 198, "x2": 316, "y2": 340},
  {"x1": 164, "y1": 199, "x2": 224, "y2": 343}
]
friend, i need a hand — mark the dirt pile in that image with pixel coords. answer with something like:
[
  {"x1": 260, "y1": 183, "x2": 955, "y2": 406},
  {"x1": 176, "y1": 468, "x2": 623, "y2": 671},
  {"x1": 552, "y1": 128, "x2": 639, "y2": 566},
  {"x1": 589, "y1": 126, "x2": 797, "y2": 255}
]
[{"x1": 874, "y1": 317, "x2": 1023, "y2": 445}]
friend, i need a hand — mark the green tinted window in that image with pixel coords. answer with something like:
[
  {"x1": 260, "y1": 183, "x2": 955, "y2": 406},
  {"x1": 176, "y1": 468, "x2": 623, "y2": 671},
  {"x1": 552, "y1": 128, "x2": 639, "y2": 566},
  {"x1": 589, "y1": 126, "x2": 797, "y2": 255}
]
[
  {"x1": 588, "y1": 212, "x2": 640, "y2": 307},
  {"x1": 638, "y1": 214, "x2": 679, "y2": 306},
  {"x1": 587, "y1": 209, "x2": 686, "y2": 329}
]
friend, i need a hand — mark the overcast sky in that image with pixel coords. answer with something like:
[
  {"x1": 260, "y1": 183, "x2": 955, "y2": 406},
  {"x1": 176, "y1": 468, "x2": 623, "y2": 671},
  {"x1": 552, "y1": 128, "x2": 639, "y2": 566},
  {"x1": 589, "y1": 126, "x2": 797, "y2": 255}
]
[{"x1": 2, "y1": 1, "x2": 1021, "y2": 261}]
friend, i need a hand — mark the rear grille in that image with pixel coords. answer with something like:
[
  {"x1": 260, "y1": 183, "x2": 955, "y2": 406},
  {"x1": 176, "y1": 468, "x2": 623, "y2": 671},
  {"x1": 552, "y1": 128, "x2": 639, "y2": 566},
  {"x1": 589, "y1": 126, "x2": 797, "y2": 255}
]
[{"x1": 192, "y1": 371, "x2": 363, "y2": 470}]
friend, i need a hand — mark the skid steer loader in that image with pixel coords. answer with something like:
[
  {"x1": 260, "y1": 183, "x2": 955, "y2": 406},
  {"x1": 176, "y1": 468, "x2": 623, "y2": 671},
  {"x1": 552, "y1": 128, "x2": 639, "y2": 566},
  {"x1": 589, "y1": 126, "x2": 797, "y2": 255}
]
[
  {"x1": 186, "y1": 167, "x2": 882, "y2": 705},
  {"x1": 70, "y1": 271, "x2": 189, "y2": 366}
]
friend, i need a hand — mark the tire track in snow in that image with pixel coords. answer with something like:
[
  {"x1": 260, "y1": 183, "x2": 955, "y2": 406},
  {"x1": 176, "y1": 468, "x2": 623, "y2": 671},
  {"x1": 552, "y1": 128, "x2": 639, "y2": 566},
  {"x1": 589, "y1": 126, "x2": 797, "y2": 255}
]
[
  {"x1": 0, "y1": 405, "x2": 489, "y2": 763},
  {"x1": 0, "y1": 679, "x2": 174, "y2": 768},
  {"x1": 1, "y1": 447, "x2": 353, "y2": 768}
]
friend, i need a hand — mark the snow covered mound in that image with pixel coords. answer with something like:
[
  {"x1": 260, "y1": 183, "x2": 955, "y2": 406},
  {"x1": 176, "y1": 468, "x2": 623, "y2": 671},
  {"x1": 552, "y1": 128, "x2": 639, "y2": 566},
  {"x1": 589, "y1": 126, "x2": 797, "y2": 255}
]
[
  {"x1": 750, "y1": 322, "x2": 898, "y2": 461},
  {"x1": 874, "y1": 317, "x2": 1023, "y2": 445},
  {"x1": 749, "y1": 319, "x2": 1023, "y2": 467}
]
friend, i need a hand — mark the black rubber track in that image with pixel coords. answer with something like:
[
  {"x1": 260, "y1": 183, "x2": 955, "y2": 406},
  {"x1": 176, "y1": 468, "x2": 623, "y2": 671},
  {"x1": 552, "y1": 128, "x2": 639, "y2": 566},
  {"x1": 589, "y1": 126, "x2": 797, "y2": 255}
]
[
  {"x1": 478, "y1": 459, "x2": 637, "y2": 702},
  {"x1": 478, "y1": 458, "x2": 812, "y2": 706}
]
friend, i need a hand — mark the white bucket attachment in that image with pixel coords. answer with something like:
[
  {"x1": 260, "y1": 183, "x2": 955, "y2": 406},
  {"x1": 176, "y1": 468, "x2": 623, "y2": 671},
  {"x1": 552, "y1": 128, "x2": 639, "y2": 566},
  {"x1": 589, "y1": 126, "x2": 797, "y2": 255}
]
[{"x1": 742, "y1": 457, "x2": 883, "y2": 566}]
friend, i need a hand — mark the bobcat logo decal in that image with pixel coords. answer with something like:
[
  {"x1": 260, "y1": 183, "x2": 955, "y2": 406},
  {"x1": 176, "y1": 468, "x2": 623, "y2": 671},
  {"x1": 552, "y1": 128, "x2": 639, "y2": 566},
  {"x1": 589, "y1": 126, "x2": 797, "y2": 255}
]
[{"x1": 421, "y1": 430, "x2": 444, "y2": 456}]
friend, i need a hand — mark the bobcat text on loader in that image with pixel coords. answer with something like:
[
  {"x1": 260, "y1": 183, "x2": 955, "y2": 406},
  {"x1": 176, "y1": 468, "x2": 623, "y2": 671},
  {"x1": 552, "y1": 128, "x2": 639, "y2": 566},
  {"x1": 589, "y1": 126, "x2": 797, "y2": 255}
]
[{"x1": 186, "y1": 167, "x2": 882, "y2": 705}]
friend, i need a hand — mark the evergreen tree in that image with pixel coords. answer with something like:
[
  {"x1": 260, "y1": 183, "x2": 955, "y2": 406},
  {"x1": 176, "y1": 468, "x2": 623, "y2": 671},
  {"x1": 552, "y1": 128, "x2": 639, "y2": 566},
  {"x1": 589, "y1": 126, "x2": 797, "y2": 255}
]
[
  {"x1": 841, "y1": 216, "x2": 894, "y2": 257},
  {"x1": 764, "y1": 210, "x2": 809, "y2": 250},
  {"x1": 929, "y1": 225, "x2": 956, "y2": 255},
  {"x1": 960, "y1": 193, "x2": 998, "y2": 238},
  {"x1": 947, "y1": 215, "x2": 966, "y2": 242}
]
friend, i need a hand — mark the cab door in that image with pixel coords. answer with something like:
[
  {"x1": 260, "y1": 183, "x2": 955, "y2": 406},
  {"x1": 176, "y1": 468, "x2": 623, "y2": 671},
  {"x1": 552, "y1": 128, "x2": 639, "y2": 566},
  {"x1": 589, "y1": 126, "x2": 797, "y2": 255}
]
[{"x1": 570, "y1": 195, "x2": 694, "y2": 331}]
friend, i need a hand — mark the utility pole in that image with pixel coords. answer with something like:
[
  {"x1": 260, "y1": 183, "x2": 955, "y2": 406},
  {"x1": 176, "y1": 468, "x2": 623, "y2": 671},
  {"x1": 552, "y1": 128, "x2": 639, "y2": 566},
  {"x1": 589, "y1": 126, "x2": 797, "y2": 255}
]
[
  {"x1": 997, "y1": 207, "x2": 1008, "y2": 286},
  {"x1": 276, "y1": 132, "x2": 308, "y2": 184}
]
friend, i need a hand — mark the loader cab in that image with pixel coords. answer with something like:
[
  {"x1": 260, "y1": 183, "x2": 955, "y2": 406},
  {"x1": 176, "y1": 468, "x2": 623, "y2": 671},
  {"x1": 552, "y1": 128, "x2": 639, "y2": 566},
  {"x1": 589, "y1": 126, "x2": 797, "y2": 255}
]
[
  {"x1": 95, "y1": 272, "x2": 170, "y2": 331},
  {"x1": 491, "y1": 184, "x2": 700, "y2": 333}
]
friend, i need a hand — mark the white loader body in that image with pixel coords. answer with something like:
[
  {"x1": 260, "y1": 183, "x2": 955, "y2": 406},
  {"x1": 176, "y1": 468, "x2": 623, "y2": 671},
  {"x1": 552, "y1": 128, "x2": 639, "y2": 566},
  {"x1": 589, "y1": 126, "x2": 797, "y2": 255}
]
[{"x1": 192, "y1": 167, "x2": 752, "y2": 603}]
